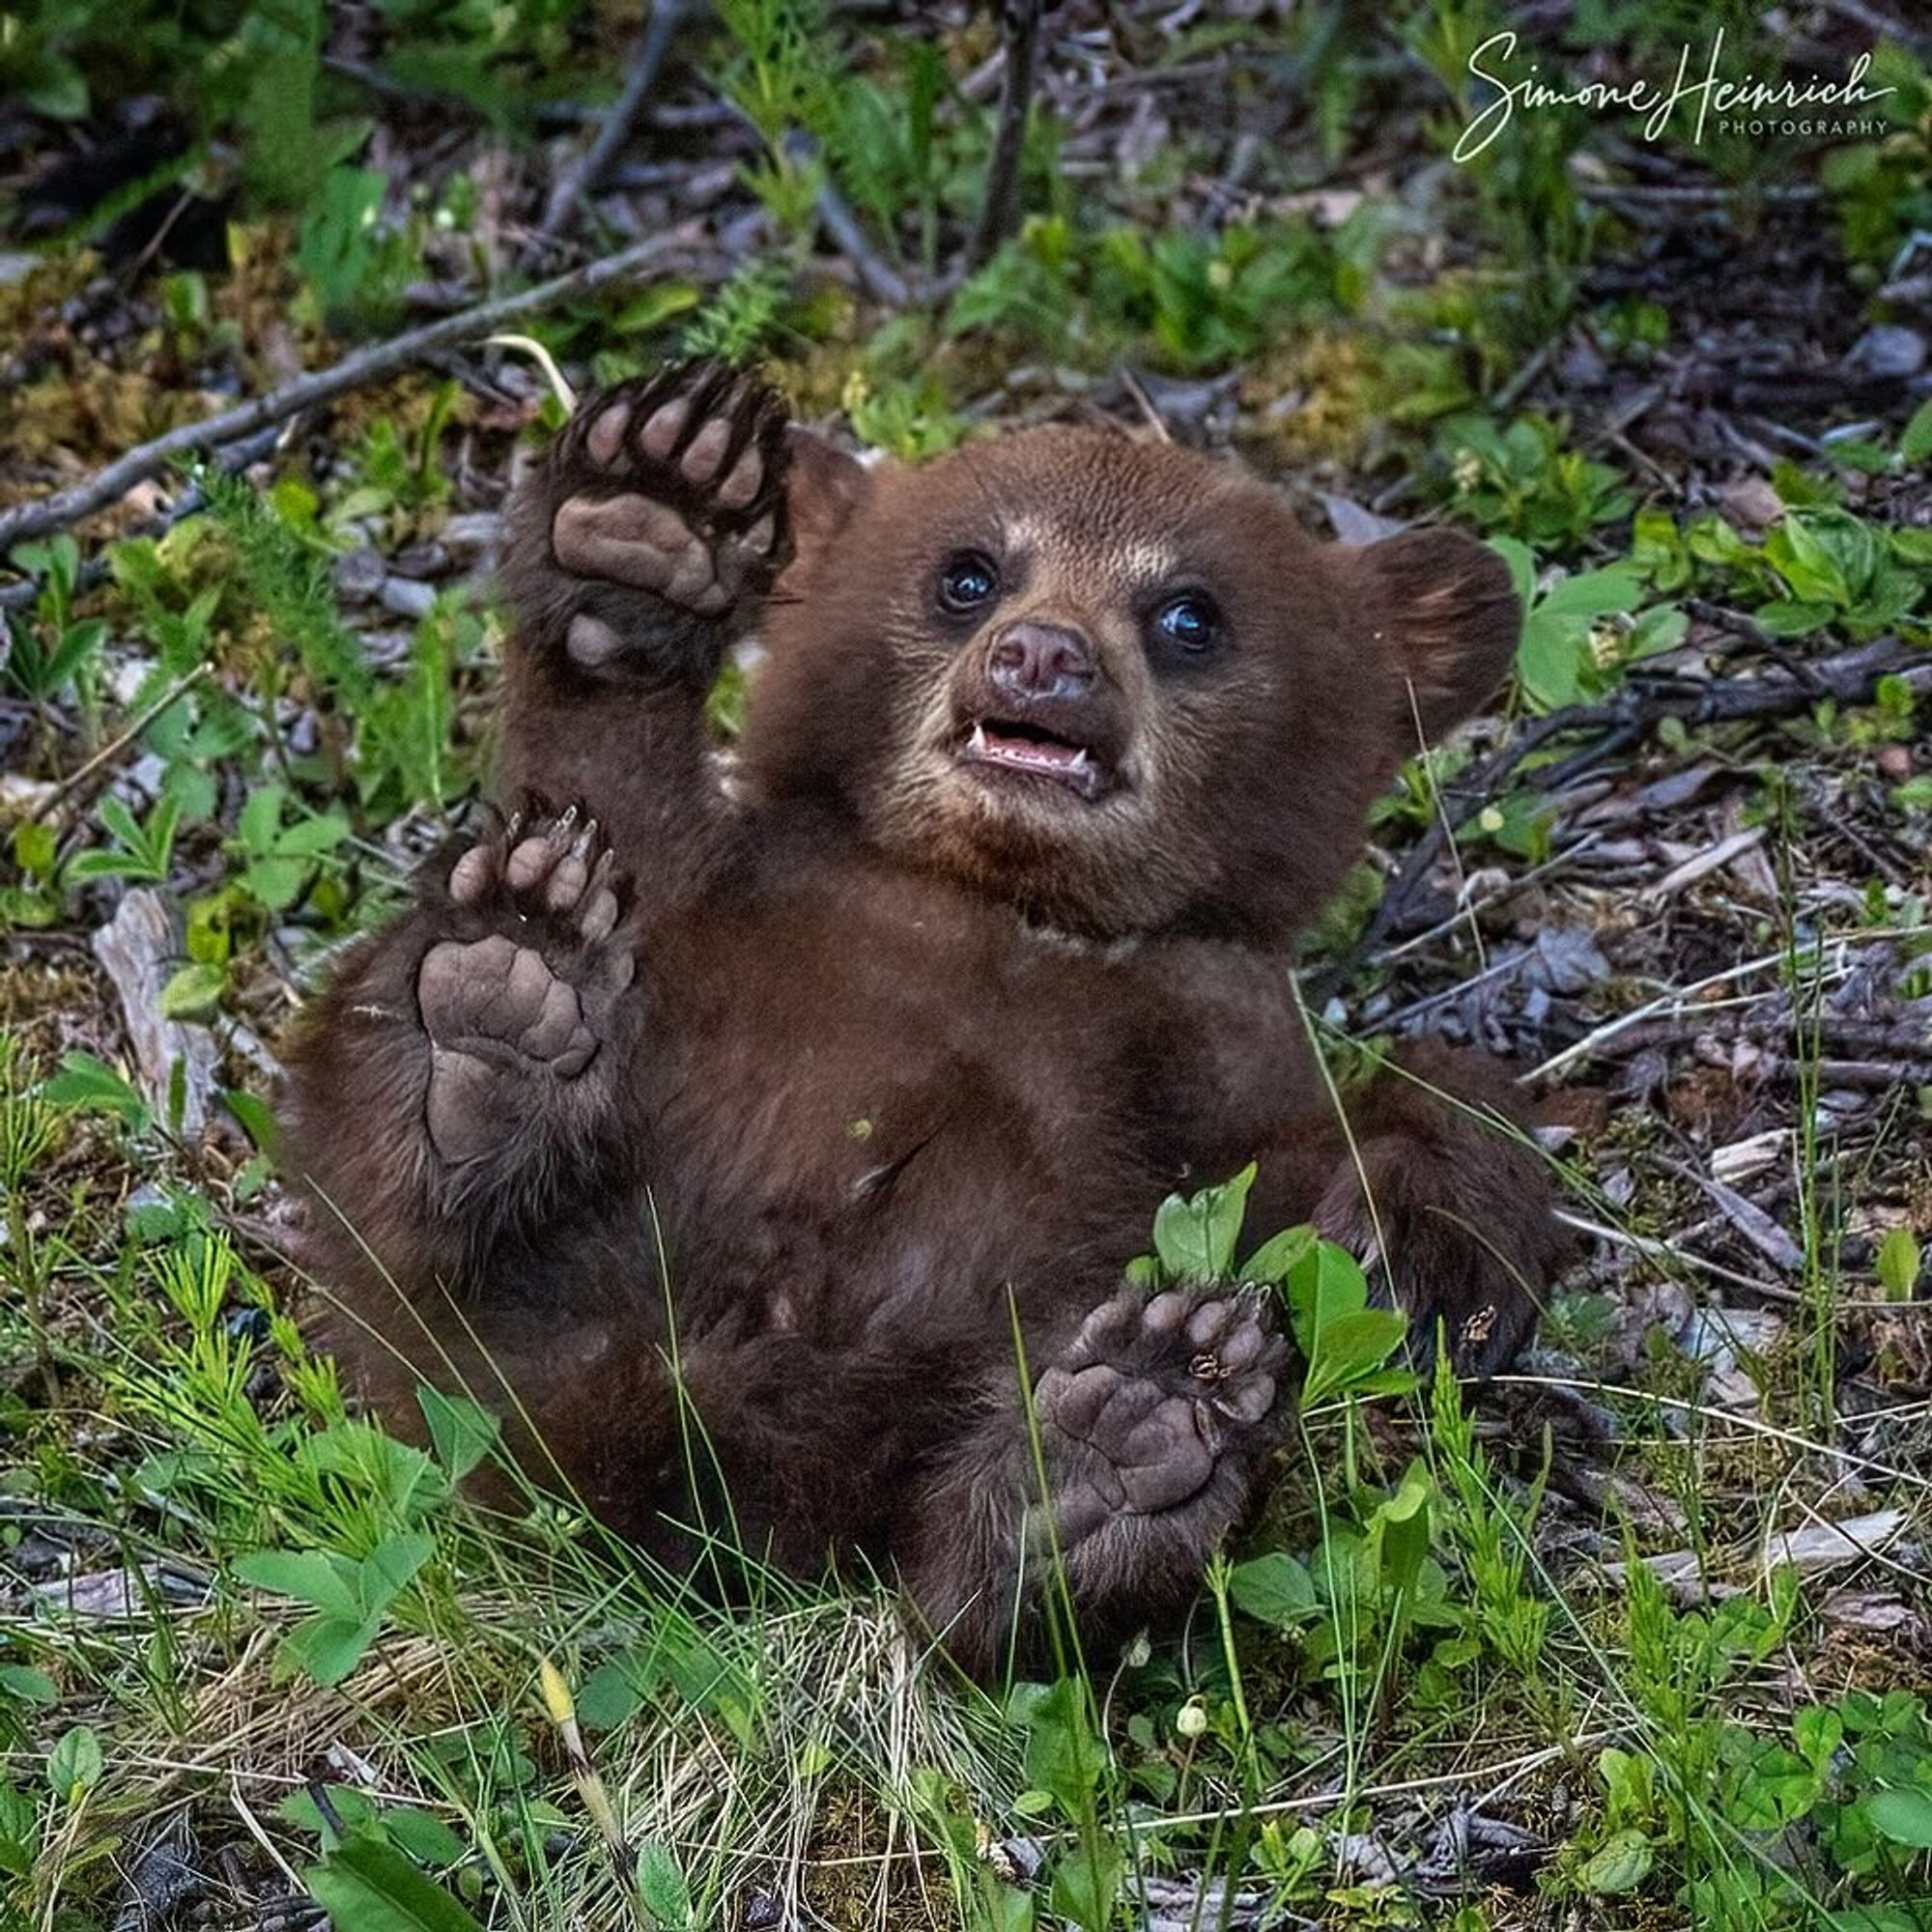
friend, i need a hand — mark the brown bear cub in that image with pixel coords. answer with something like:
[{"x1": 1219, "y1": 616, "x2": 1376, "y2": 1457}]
[{"x1": 285, "y1": 362, "x2": 1564, "y2": 1677}]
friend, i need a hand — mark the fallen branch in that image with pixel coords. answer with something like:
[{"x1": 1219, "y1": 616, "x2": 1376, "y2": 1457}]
[
  {"x1": 1329, "y1": 636, "x2": 1929, "y2": 981},
  {"x1": 0, "y1": 225, "x2": 705, "y2": 554},
  {"x1": 965, "y1": 0, "x2": 1045, "y2": 272},
  {"x1": 524, "y1": 0, "x2": 689, "y2": 264},
  {"x1": 0, "y1": 426, "x2": 283, "y2": 612}
]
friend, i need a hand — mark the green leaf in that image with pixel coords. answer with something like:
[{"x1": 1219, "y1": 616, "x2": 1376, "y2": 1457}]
[
  {"x1": 38, "y1": 1052, "x2": 150, "y2": 1130},
  {"x1": 13, "y1": 818, "x2": 56, "y2": 881},
  {"x1": 1751, "y1": 598, "x2": 1834, "y2": 639},
  {"x1": 1048, "y1": 1834, "x2": 1123, "y2": 1932},
  {"x1": 1869, "y1": 1788, "x2": 1932, "y2": 1850},
  {"x1": 1793, "y1": 1704, "x2": 1843, "y2": 1770},
  {"x1": 275, "y1": 810, "x2": 351, "y2": 858},
  {"x1": 1768, "y1": 509, "x2": 1884, "y2": 609},
  {"x1": 1515, "y1": 610, "x2": 1584, "y2": 709},
  {"x1": 1486, "y1": 535, "x2": 1537, "y2": 609},
  {"x1": 288, "y1": 1613, "x2": 383, "y2": 1687},
  {"x1": 381, "y1": 1808, "x2": 466, "y2": 1868},
  {"x1": 46, "y1": 1725, "x2": 102, "y2": 1800},
  {"x1": 1901, "y1": 397, "x2": 1932, "y2": 465},
  {"x1": 305, "y1": 1835, "x2": 487, "y2": 1932},
  {"x1": 1228, "y1": 1551, "x2": 1319, "y2": 1626},
  {"x1": 1283, "y1": 1238, "x2": 1368, "y2": 1358},
  {"x1": 158, "y1": 961, "x2": 225, "y2": 1021},
  {"x1": 1151, "y1": 1164, "x2": 1254, "y2": 1281},
  {"x1": 417, "y1": 1388, "x2": 500, "y2": 1482},
  {"x1": 637, "y1": 1840, "x2": 692, "y2": 1928},
  {"x1": 1579, "y1": 1829, "x2": 1652, "y2": 1893},
  {"x1": 1236, "y1": 1222, "x2": 1315, "y2": 1287},
  {"x1": 0, "y1": 1665, "x2": 56, "y2": 1704},
  {"x1": 1537, "y1": 565, "x2": 1644, "y2": 619},
  {"x1": 1626, "y1": 605, "x2": 1688, "y2": 659},
  {"x1": 96, "y1": 793, "x2": 141, "y2": 849},
  {"x1": 242, "y1": 855, "x2": 308, "y2": 910},
  {"x1": 238, "y1": 785, "x2": 287, "y2": 853},
  {"x1": 1020, "y1": 1679, "x2": 1108, "y2": 1821},
  {"x1": 359, "y1": 1533, "x2": 435, "y2": 1613},
  {"x1": 236, "y1": 1548, "x2": 361, "y2": 1617},
  {"x1": 222, "y1": 1089, "x2": 280, "y2": 1153},
  {"x1": 1876, "y1": 1226, "x2": 1920, "y2": 1300},
  {"x1": 577, "y1": 1659, "x2": 650, "y2": 1731}
]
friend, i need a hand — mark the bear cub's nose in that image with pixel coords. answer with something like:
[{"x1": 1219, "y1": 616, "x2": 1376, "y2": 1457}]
[{"x1": 989, "y1": 622, "x2": 1097, "y2": 701}]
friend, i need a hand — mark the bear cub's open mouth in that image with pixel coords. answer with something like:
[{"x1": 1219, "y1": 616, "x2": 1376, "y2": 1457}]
[{"x1": 957, "y1": 717, "x2": 1109, "y2": 802}]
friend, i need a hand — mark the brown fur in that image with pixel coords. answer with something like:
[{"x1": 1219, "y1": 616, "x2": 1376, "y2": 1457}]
[{"x1": 283, "y1": 364, "x2": 1564, "y2": 1677}]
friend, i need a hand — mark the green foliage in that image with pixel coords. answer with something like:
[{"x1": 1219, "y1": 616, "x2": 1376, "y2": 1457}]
[
  {"x1": 1438, "y1": 413, "x2": 1633, "y2": 547},
  {"x1": 296, "y1": 166, "x2": 414, "y2": 326},
  {"x1": 3, "y1": 536, "x2": 107, "y2": 713},
  {"x1": 950, "y1": 211, "x2": 1364, "y2": 372},
  {"x1": 1820, "y1": 46, "x2": 1931, "y2": 269},
  {"x1": 1491, "y1": 535, "x2": 1688, "y2": 711},
  {"x1": 304, "y1": 1834, "x2": 485, "y2": 1932},
  {"x1": 1635, "y1": 499, "x2": 1930, "y2": 642},
  {"x1": 1009, "y1": 1678, "x2": 1120, "y2": 1932},
  {"x1": 6, "y1": 9, "x2": 1930, "y2": 1925},
  {"x1": 236, "y1": 1533, "x2": 436, "y2": 1686}
]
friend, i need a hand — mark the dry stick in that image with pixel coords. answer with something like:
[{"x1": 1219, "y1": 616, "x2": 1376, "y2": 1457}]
[
  {"x1": 964, "y1": 0, "x2": 1045, "y2": 272},
  {"x1": 25, "y1": 667, "x2": 208, "y2": 826},
  {"x1": 1327, "y1": 635, "x2": 1930, "y2": 987},
  {"x1": 0, "y1": 425, "x2": 285, "y2": 612},
  {"x1": 0, "y1": 225, "x2": 704, "y2": 554},
  {"x1": 523, "y1": 0, "x2": 689, "y2": 265}
]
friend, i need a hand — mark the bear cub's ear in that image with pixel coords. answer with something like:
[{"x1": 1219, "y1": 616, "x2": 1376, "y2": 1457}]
[
  {"x1": 1357, "y1": 527, "x2": 1521, "y2": 745},
  {"x1": 775, "y1": 428, "x2": 875, "y2": 597}
]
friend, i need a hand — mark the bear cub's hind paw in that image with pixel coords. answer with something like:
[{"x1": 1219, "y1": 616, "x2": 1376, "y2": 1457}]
[
  {"x1": 1034, "y1": 1285, "x2": 1286, "y2": 1546},
  {"x1": 544, "y1": 362, "x2": 792, "y2": 668},
  {"x1": 418, "y1": 808, "x2": 635, "y2": 1164}
]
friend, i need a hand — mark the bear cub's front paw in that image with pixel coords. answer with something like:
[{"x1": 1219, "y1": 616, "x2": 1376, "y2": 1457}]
[
  {"x1": 1034, "y1": 1285, "x2": 1286, "y2": 1546},
  {"x1": 417, "y1": 808, "x2": 635, "y2": 1163},
  {"x1": 543, "y1": 362, "x2": 791, "y2": 670}
]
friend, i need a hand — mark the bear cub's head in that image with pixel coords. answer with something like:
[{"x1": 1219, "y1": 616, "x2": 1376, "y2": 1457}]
[{"x1": 740, "y1": 424, "x2": 1520, "y2": 946}]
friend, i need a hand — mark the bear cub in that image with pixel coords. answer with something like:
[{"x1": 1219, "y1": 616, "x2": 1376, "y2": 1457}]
[{"x1": 285, "y1": 362, "x2": 1565, "y2": 1676}]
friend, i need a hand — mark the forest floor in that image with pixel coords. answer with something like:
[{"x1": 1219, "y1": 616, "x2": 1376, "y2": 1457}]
[{"x1": 1, "y1": 4, "x2": 1930, "y2": 1928}]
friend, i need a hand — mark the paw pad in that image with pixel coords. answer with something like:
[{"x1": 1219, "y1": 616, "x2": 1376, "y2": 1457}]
[
  {"x1": 416, "y1": 808, "x2": 634, "y2": 1163},
  {"x1": 546, "y1": 362, "x2": 790, "y2": 628}
]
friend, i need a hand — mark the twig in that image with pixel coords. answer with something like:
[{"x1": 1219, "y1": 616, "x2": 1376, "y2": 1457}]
[
  {"x1": 0, "y1": 426, "x2": 284, "y2": 611},
  {"x1": 1637, "y1": 823, "x2": 1768, "y2": 907},
  {"x1": 812, "y1": 167, "x2": 915, "y2": 307},
  {"x1": 0, "y1": 225, "x2": 705, "y2": 554},
  {"x1": 1575, "y1": 181, "x2": 1823, "y2": 207},
  {"x1": 1334, "y1": 636, "x2": 1928, "y2": 977},
  {"x1": 523, "y1": 0, "x2": 689, "y2": 265},
  {"x1": 965, "y1": 0, "x2": 1045, "y2": 272},
  {"x1": 1490, "y1": 335, "x2": 1557, "y2": 413},
  {"x1": 24, "y1": 667, "x2": 208, "y2": 826},
  {"x1": 1529, "y1": 946, "x2": 1806, "y2": 1081}
]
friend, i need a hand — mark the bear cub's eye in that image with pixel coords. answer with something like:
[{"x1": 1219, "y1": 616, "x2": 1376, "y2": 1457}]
[
  {"x1": 937, "y1": 551, "x2": 1001, "y2": 615},
  {"x1": 1153, "y1": 592, "x2": 1220, "y2": 652}
]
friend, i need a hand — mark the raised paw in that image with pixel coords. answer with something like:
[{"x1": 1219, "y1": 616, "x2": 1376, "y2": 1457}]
[
  {"x1": 416, "y1": 808, "x2": 636, "y2": 1163},
  {"x1": 542, "y1": 362, "x2": 791, "y2": 668},
  {"x1": 1034, "y1": 1285, "x2": 1286, "y2": 1544}
]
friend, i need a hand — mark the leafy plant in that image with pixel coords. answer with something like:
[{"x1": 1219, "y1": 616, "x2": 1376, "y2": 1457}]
[
  {"x1": 1492, "y1": 536, "x2": 1688, "y2": 710},
  {"x1": 64, "y1": 792, "x2": 181, "y2": 888},
  {"x1": 3, "y1": 535, "x2": 107, "y2": 723},
  {"x1": 226, "y1": 783, "x2": 351, "y2": 914},
  {"x1": 1438, "y1": 413, "x2": 1633, "y2": 546}
]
